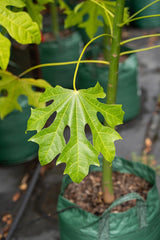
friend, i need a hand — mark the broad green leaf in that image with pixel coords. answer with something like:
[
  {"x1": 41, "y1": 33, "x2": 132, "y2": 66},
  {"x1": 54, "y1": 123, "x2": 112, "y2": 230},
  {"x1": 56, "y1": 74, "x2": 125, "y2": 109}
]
[
  {"x1": 0, "y1": 70, "x2": 51, "y2": 119},
  {"x1": 60, "y1": 0, "x2": 129, "y2": 39},
  {"x1": 0, "y1": 34, "x2": 11, "y2": 70},
  {"x1": 23, "y1": 0, "x2": 54, "y2": 29},
  {"x1": 60, "y1": 0, "x2": 104, "y2": 38},
  {"x1": 27, "y1": 83, "x2": 124, "y2": 183},
  {"x1": 0, "y1": 0, "x2": 41, "y2": 44}
]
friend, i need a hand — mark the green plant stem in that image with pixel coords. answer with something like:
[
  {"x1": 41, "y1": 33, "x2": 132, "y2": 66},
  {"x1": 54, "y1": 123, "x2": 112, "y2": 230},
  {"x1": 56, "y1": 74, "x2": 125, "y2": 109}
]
[
  {"x1": 103, "y1": 24, "x2": 111, "y2": 61},
  {"x1": 50, "y1": 2, "x2": 59, "y2": 37},
  {"x1": 102, "y1": 0, "x2": 125, "y2": 204}
]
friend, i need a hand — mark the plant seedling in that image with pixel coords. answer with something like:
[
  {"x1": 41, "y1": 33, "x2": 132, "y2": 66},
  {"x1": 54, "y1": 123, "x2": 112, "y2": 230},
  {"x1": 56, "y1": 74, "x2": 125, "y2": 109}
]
[
  {"x1": 25, "y1": 0, "x2": 160, "y2": 204},
  {"x1": 1, "y1": 0, "x2": 160, "y2": 205}
]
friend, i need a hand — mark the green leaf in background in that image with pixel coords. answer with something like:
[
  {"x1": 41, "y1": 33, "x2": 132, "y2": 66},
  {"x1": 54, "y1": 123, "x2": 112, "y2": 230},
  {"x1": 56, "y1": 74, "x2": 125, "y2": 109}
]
[
  {"x1": 0, "y1": 70, "x2": 51, "y2": 119},
  {"x1": 0, "y1": 0, "x2": 41, "y2": 44},
  {"x1": 0, "y1": 0, "x2": 44, "y2": 70},
  {"x1": 24, "y1": 0, "x2": 54, "y2": 29},
  {"x1": 60, "y1": 0, "x2": 129, "y2": 39},
  {"x1": 27, "y1": 83, "x2": 124, "y2": 183},
  {"x1": 0, "y1": 34, "x2": 11, "y2": 71},
  {"x1": 60, "y1": 0, "x2": 105, "y2": 38}
]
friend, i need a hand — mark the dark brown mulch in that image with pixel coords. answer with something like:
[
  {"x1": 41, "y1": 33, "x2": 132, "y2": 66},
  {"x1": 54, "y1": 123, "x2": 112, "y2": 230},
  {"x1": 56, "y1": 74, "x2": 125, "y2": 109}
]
[{"x1": 64, "y1": 171, "x2": 152, "y2": 216}]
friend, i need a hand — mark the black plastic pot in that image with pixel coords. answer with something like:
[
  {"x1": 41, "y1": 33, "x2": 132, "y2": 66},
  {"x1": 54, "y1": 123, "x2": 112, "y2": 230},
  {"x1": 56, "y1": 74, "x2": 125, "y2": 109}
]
[
  {"x1": 38, "y1": 31, "x2": 83, "y2": 89},
  {"x1": 77, "y1": 47, "x2": 140, "y2": 122},
  {"x1": 58, "y1": 156, "x2": 160, "y2": 240},
  {"x1": 0, "y1": 96, "x2": 38, "y2": 165}
]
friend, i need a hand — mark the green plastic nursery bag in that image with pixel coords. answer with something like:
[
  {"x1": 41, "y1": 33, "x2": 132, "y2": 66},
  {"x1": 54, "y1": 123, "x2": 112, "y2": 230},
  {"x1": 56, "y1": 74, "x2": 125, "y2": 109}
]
[
  {"x1": 58, "y1": 157, "x2": 160, "y2": 240},
  {"x1": 38, "y1": 31, "x2": 82, "y2": 89},
  {"x1": 0, "y1": 96, "x2": 38, "y2": 165}
]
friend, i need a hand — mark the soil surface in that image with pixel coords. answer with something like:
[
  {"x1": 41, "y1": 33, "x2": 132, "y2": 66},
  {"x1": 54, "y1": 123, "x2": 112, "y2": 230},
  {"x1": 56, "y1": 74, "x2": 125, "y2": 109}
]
[{"x1": 64, "y1": 171, "x2": 152, "y2": 216}]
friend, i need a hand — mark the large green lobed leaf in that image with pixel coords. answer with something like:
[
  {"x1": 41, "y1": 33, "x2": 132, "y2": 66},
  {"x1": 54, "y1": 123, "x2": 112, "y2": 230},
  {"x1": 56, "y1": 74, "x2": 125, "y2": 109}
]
[
  {"x1": 0, "y1": 0, "x2": 43, "y2": 70},
  {"x1": 0, "y1": 0, "x2": 41, "y2": 44},
  {"x1": 27, "y1": 83, "x2": 124, "y2": 183},
  {"x1": 0, "y1": 34, "x2": 11, "y2": 71},
  {"x1": 60, "y1": 0, "x2": 129, "y2": 39},
  {"x1": 0, "y1": 70, "x2": 51, "y2": 119}
]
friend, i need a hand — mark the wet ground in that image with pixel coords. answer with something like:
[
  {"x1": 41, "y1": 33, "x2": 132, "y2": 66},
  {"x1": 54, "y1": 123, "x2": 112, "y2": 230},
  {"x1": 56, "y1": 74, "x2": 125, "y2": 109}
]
[{"x1": 0, "y1": 26, "x2": 160, "y2": 240}]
